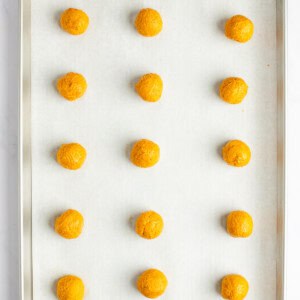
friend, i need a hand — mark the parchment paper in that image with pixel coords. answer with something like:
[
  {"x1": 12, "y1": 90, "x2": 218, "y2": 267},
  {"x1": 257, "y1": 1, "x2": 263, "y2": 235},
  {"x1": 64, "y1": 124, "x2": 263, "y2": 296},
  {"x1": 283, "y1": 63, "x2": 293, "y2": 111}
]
[{"x1": 32, "y1": 0, "x2": 278, "y2": 298}]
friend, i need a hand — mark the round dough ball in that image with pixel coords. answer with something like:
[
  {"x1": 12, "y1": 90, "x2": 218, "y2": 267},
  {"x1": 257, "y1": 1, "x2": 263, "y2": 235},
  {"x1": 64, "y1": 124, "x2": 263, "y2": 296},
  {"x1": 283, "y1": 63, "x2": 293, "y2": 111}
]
[
  {"x1": 227, "y1": 211, "x2": 253, "y2": 238},
  {"x1": 222, "y1": 140, "x2": 251, "y2": 167},
  {"x1": 135, "y1": 8, "x2": 163, "y2": 37},
  {"x1": 57, "y1": 143, "x2": 87, "y2": 170},
  {"x1": 135, "y1": 211, "x2": 164, "y2": 239},
  {"x1": 130, "y1": 139, "x2": 160, "y2": 168},
  {"x1": 57, "y1": 275, "x2": 84, "y2": 300},
  {"x1": 60, "y1": 8, "x2": 89, "y2": 35},
  {"x1": 219, "y1": 77, "x2": 248, "y2": 104},
  {"x1": 225, "y1": 15, "x2": 254, "y2": 43},
  {"x1": 221, "y1": 274, "x2": 249, "y2": 300},
  {"x1": 135, "y1": 73, "x2": 163, "y2": 102},
  {"x1": 137, "y1": 269, "x2": 168, "y2": 298},
  {"x1": 57, "y1": 72, "x2": 87, "y2": 101},
  {"x1": 55, "y1": 209, "x2": 84, "y2": 239}
]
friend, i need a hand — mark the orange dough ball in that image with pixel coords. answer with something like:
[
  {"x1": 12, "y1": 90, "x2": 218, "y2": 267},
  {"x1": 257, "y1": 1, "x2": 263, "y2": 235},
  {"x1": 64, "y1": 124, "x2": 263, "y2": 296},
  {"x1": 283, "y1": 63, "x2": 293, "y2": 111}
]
[
  {"x1": 135, "y1": 8, "x2": 163, "y2": 37},
  {"x1": 221, "y1": 274, "x2": 249, "y2": 300},
  {"x1": 135, "y1": 211, "x2": 164, "y2": 239},
  {"x1": 222, "y1": 140, "x2": 251, "y2": 167},
  {"x1": 57, "y1": 143, "x2": 87, "y2": 170},
  {"x1": 130, "y1": 139, "x2": 160, "y2": 168},
  {"x1": 57, "y1": 72, "x2": 87, "y2": 101},
  {"x1": 60, "y1": 8, "x2": 89, "y2": 35},
  {"x1": 225, "y1": 15, "x2": 254, "y2": 43},
  {"x1": 135, "y1": 73, "x2": 163, "y2": 102},
  {"x1": 227, "y1": 211, "x2": 253, "y2": 238},
  {"x1": 55, "y1": 209, "x2": 84, "y2": 239},
  {"x1": 137, "y1": 269, "x2": 168, "y2": 298},
  {"x1": 219, "y1": 77, "x2": 248, "y2": 104},
  {"x1": 57, "y1": 275, "x2": 84, "y2": 300}
]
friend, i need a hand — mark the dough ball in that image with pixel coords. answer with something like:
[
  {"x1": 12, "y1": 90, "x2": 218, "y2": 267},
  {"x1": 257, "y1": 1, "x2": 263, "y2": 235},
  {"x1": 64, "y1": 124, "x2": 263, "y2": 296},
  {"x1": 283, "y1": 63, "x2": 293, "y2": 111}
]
[
  {"x1": 225, "y1": 15, "x2": 254, "y2": 43},
  {"x1": 57, "y1": 275, "x2": 84, "y2": 300},
  {"x1": 55, "y1": 209, "x2": 84, "y2": 239},
  {"x1": 219, "y1": 77, "x2": 248, "y2": 104},
  {"x1": 135, "y1": 211, "x2": 164, "y2": 239},
  {"x1": 221, "y1": 274, "x2": 249, "y2": 300},
  {"x1": 57, "y1": 72, "x2": 87, "y2": 101},
  {"x1": 135, "y1": 73, "x2": 163, "y2": 102},
  {"x1": 137, "y1": 269, "x2": 168, "y2": 298},
  {"x1": 222, "y1": 140, "x2": 251, "y2": 167},
  {"x1": 135, "y1": 8, "x2": 163, "y2": 37},
  {"x1": 60, "y1": 8, "x2": 89, "y2": 35},
  {"x1": 227, "y1": 211, "x2": 253, "y2": 238},
  {"x1": 130, "y1": 139, "x2": 160, "y2": 168},
  {"x1": 57, "y1": 143, "x2": 87, "y2": 170}
]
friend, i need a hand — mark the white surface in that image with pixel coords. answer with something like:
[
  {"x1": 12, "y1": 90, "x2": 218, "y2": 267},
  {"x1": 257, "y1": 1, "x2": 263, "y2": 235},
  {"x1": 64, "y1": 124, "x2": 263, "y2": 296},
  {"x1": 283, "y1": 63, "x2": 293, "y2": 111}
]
[
  {"x1": 0, "y1": 0, "x2": 299, "y2": 299},
  {"x1": 286, "y1": 1, "x2": 300, "y2": 299},
  {"x1": 31, "y1": 0, "x2": 278, "y2": 299},
  {"x1": 0, "y1": 0, "x2": 21, "y2": 299}
]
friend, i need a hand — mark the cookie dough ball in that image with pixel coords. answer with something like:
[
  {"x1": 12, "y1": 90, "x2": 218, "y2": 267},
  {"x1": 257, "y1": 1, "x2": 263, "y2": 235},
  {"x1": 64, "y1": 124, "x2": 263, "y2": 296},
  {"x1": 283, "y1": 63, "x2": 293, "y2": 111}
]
[
  {"x1": 225, "y1": 15, "x2": 254, "y2": 43},
  {"x1": 219, "y1": 77, "x2": 248, "y2": 104},
  {"x1": 57, "y1": 143, "x2": 87, "y2": 170},
  {"x1": 57, "y1": 275, "x2": 84, "y2": 300},
  {"x1": 135, "y1": 8, "x2": 163, "y2": 37},
  {"x1": 227, "y1": 211, "x2": 253, "y2": 238},
  {"x1": 135, "y1": 211, "x2": 164, "y2": 239},
  {"x1": 221, "y1": 274, "x2": 249, "y2": 300},
  {"x1": 130, "y1": 139, "x2": 160, "y2": 168},
  {"x1": 222, "y1": 140, "x2": 251, "y2": 167},
  {"x1": 57, "y1": 72, "x2": 87, "y2": 101},
  {"x1": 137, "y1": 269, "x2": 168, "y2": 298},
  {"x1": 60, "y1": 8, "x2": 89, "y2": 35},
  {"x1": 55, "y1": 209, "x2": 84, "y2": 239},
  {"x1": 135, "y1": 73, "x2": 163, "y2": 102}
]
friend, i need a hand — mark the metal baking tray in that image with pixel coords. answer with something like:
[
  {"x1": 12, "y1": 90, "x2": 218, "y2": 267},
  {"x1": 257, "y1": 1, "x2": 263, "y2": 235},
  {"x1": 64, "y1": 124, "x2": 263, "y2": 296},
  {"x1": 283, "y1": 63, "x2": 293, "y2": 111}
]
[{"x1": 20, "y1": 0, "x2": 287, "y2": 299}]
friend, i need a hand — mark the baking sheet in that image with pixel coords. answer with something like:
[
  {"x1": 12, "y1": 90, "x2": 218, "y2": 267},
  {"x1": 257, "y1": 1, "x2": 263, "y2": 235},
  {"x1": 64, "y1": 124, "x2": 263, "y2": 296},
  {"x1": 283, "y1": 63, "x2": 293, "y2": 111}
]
[{"x1": 29, "y1": 0, "x2": 281, "y2": 299}]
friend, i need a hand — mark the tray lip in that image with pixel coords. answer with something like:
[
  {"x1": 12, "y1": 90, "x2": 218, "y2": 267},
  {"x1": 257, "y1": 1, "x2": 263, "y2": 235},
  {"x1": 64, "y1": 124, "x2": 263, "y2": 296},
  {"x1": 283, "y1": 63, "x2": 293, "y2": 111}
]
[
  {"x1": 20, "y1": 0, "x2": 33, "y2": 298},
  {"x1": 276, "y1": 0, "x2": 288, "y2": 299},
  {"x1": 19, "y1": 0, "x2": 287, "y2": 299}
]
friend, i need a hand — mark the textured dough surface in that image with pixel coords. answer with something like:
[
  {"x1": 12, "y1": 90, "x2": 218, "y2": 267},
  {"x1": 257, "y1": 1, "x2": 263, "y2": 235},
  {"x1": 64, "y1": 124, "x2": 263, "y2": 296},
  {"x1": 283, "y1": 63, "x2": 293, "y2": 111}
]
[
  {"x1": 221, "y1": 274, "x2": 249, "y2": 300},
  {"x1": 60, "y1": 8, "x2": 89, "y2": 35},
  {"x1": 135, "y1": 73, "x2": 163, "y2": 102},
  {"x1": 225, "y1": 15, "x2": 254, "y2": 43},
  {"x1": 135, "y1": 211, "x2": 164, "y2": 239},
  {"x1": 222, "y1": 140, "x2": 251, "y2": 167},
  {"x1": 55, "y1": 209, "x2": 84, "y2": 239},
  {"x1": 227, "y1": 211, "x2": 253, "y2": 238},
  {"x1": 57, "y1": 72, "x2": 87, "y2": 101},
  {"x1": 219, "y1": 77, "x2": 248, "y2": 104},
  {"x1": 135, "y1": 8, "x2": 163, "y2": 37},
  {"x1": 130, "y1": 139, "x2": 160, "y2": 168},
  {"x1": 56, "y1": 143, "x2": 87, "y2": 170},
  {"x1": 137, "y1": 269, "x2": 168, "y2": 298},
  {"x1": 57, "y1": 275, "x2": 85, "y2": 300}
]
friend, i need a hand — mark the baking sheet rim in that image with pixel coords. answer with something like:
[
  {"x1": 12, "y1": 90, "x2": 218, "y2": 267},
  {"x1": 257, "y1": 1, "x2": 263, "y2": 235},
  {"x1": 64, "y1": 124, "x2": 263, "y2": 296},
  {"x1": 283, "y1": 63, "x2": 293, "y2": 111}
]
[{"x1": 19, "y1": 0, "x2": 287, "y2": 299}]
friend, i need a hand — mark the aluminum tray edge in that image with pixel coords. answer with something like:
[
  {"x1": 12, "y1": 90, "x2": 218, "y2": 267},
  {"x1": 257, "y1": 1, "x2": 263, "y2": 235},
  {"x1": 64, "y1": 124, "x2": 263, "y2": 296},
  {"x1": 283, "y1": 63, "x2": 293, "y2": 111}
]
[{"x1": 21, "y1": 0, "x2": 32, "y2": 298}]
